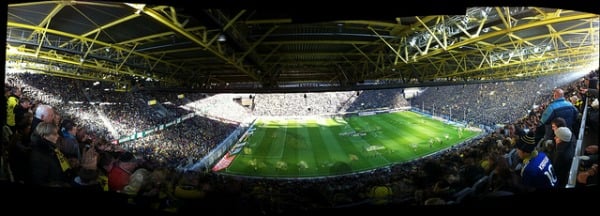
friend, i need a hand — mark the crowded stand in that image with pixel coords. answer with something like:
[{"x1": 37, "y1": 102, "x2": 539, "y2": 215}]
[
  {"x1": 2, "y1": 70, "x2": 598, "y2": 214},
  {"x1": 252, "y1": 91, "x2": 356, "y2": 117}
]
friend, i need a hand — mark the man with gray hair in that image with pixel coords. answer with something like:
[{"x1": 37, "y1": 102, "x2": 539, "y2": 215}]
[{"x1": 30, "y1": 121, "x2": 70, "y2": 187}]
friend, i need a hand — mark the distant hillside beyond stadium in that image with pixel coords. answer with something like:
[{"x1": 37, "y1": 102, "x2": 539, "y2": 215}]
[{"x1": 215, "y1": 110, "x2": 481, "y2": 178}]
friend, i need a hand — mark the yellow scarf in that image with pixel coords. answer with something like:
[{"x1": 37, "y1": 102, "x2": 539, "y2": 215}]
[
  {"x1": 98, "y1": 175, "x2": 109, "y2": 191},
  {"x1": 54, "y1": 148, "x2": 71, "y2": 172},
  {"x1": 520, "y1": 150, "x2": 538, "y2": 176}
]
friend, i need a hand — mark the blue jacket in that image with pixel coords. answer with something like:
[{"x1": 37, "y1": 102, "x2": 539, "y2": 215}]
[{"x1": 540, "y1": 97, "x2": 578, "y2": 129}]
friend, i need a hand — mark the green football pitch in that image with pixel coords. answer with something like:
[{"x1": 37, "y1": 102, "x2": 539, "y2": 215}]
[{"x1": 216, "y1": 111, "x2": 481, "y2": 178}]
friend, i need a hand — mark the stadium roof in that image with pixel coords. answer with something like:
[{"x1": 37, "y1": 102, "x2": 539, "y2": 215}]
[{"x1": 4, "y1": 1, "x2": 600, "y2": 93}]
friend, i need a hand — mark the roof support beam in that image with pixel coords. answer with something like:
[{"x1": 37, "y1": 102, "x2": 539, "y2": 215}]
[
  {"x1": 8, "y1": 21, "x2": 183, "y2": 82},
  {"x1": 238, "y1": 25, "x2": 278, "y2": 63},
  {"x1": 28, "y1": 2, "x2": 65, "y2": 41},
  {"x1": 138, "y1": 6, "x2": 261, "y2": 81},
  {"x1": 368, "y1": 26, "x2": 407, "y2": 63},
  {"x1": 414, "y1": 13, "x2": 598, "y2": 62}
]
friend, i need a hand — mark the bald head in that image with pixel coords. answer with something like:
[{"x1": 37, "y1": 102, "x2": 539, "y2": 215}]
[{"x1": 553, "y1": 88, "x2": 564, "y2": 99}]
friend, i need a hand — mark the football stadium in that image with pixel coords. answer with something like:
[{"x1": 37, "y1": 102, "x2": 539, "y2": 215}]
[{"x1": 2, "y1": 1, "x2": 599, "y2": 215}]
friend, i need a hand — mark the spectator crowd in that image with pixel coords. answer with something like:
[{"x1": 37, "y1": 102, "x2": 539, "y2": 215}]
[{"x1": 2, "y1": 70, "x2": 598, "y2": 214}]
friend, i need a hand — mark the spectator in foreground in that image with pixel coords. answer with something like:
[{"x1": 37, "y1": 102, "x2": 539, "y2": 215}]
[
  {"x1": 538, "y1": 88, "x2": 578, "y2": 142},
  {"x1": 516, "y1": 131, "x2": 557, "y2": 190},
  {"x1": 29, "y1": 122, "x2": 71, "y2": 187},
  {"x1": 550, "y1": 127, "x2": 574, "y2": 188}
]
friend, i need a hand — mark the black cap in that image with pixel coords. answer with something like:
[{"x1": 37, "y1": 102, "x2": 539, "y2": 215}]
[{"x1": 516, "y1": 131, "x2": 536, "y2": 153}]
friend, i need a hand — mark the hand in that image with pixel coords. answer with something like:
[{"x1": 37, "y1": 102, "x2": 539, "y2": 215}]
[
  {"x1": 80, "y1": 146, "x2": 99, "y2": 170},
  {"x1": 577, "y1": 171, "x2": 590, "y2": 184},
  {"x1": 580, "y1": 88, "x2": 588, "y2": 94},
  {"x1": 585, "y1": 145, "x2": 598, "y2": 154},
  {"x1": 68, "y1": 158, "x2": 80, "y2": 168}
]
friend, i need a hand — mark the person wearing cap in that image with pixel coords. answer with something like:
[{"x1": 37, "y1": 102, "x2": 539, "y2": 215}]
[
  {"x1": 549, "y1": 127, "x2": 575, "y2": 188},
  {"x1": 30, "y1": 104, "x2": 55, "y2": 141},
  {"x1": 516, "y1": 131, "x2": 557, "y2": 189}
]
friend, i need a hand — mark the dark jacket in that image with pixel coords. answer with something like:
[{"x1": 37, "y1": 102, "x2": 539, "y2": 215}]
[
  {"x1": 550, "y1": 138, "x2": 575, "y2": 188},
  {"x1": 30, "y1": 137, "x2": 69, "y2": 186}
]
